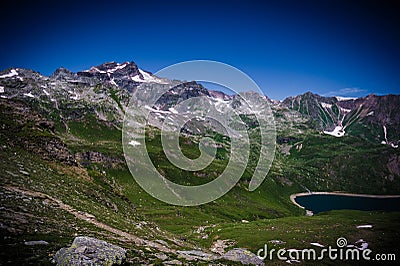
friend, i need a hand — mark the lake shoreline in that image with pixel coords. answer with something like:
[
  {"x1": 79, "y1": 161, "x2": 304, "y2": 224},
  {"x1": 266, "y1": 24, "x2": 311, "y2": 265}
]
[{"x1": 290, "y1": 191, "x2": 400, "y2": 211}]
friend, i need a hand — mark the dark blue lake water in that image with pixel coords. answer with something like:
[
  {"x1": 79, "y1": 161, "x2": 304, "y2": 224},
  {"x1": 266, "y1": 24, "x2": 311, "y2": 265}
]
[{"x1": 295, "y1": 194, "x2": 400, "y2": 214}]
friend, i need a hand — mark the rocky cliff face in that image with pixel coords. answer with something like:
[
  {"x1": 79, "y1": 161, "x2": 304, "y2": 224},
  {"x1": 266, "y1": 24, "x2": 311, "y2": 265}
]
[
  {"x1": 75, "y1": 151, "x2": 124, "y2": 168},
  {"x1": 0, "y1": 98, "x2": 76, "y2": 165}
]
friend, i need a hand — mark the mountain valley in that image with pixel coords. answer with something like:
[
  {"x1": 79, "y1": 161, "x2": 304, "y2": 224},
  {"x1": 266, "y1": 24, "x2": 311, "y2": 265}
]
[{"x1": 0, "y1": 61, "x2": 399, "y2": 265}]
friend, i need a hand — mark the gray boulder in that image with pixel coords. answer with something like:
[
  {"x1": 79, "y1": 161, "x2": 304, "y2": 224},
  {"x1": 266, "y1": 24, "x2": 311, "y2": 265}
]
[
  {"x1": 54, "y1": 236, "x2": 126, "y2": 266},
  {"x1": 222, "y1": 248, "x2": 265, "y2": 265},
  {"x1": 24, "y1": 240, "x2": 49, "y2": 246}
]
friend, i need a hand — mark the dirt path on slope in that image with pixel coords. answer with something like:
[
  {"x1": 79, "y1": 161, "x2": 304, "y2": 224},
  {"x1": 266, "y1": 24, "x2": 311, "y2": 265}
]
[{"x1": 3, "y1": 185, "x2": 175, "y2": 253}]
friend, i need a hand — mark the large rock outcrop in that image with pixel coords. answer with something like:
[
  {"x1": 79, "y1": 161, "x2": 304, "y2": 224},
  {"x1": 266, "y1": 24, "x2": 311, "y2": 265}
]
[{"x1": 54, "y1": 236, "x2": 126, "y2": 266}]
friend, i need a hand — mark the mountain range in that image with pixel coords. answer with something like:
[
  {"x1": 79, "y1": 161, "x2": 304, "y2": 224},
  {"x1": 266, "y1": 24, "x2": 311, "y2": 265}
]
[{"x1": 1, "y1": 61, "x2": 399, "y2": 147}]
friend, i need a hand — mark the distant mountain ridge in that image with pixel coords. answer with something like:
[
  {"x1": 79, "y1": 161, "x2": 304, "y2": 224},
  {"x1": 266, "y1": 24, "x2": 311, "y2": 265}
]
[
  {"x1": 282, "y1": 91, "x2": 400, "y2": 147},
  {"x1": 0, "y1": 61, "x2": 398, "y2": 147}
]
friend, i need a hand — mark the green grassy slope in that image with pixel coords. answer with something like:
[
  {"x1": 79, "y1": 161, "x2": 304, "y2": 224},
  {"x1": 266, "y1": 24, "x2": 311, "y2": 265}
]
[{"x1": 1, "y1": 97, "x2": 399, "y2": 264}]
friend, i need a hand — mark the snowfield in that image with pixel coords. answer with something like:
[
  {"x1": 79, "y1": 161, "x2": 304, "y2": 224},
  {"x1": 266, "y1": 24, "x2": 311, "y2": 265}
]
[
  {"x1": 128, "y1": 140, "x2": 141, "y2": 146},
  {"x1": 0, "y1": 69, "x2": 18, "y2": 79},
  {"x1": 323, "y1": 126, "x2": 345, "y2": 137}
]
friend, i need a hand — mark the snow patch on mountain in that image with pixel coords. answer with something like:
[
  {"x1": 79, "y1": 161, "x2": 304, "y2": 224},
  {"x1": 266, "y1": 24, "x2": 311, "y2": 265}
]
[
  {"x1": 338, "y1": 106, "x2": 351, "y2": 113},
  {"x1": 23, "y1": 92, "x2": 35, "y2": 98},
  {"x1": 320, "y1": 102, "x2": 332, "y2": 108},
  {"x1": 356, "y1": 225, "x2": 373, "y2": 229},
  {"x1": 68, "y1": 90, "x2": 79, "y2": 100},
  {"x1": 0, "y1": 69, "x2": 18, "y2": 79},
  {"x1": 87, "y1": 67, "x2": 106, "y2": 74},
  {"x1": 335, "y1": 96, "x2": 357, "y2": 101},
  {"x1": 131, "y1": 75, "x2": 143, "y2": 82},
  {"x1": 110, "y1": 78, "x2": 118, "y2": 87},
  {"x1": 383, "y1": 125, "x2": 388, "y2": 144},
  {"x1": 131, "y1": 69, "x2": 167, "y2": 84},
  {"x1": 382, "y1": 125, "x2": 399, "y2": 148},
  {"x1": 129, "y1": 140, "x2": 141, "y2": 146},
  {"x1": 145, "y1": 105, "x2": 171, "y2": 114},
  {"x1": 138, "y1": 69, "x2": 153, "y2": 80},
  {"x1": 323, "y1": 126, "x2": 345, "y2": 137},
  {"x1": 107, "y1": 62, "x2": 129, "y2": 73},
  {"x1": 310, "y1": 242, "x2": 324, "y2": 248},
  {"x1": 168, "y1": 107, "x2": 178, "y2": 114}
]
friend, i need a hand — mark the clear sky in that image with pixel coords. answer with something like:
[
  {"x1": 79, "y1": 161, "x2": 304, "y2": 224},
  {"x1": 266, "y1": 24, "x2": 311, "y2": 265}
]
[{"x1": 1, "y1": 0, "x2": 399, "y2": 100}]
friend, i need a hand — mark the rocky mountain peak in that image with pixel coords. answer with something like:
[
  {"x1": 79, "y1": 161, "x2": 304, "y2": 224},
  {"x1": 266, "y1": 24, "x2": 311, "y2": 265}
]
[
  {"x1": 85, "y1": 61, "x2": 140, "y2": 76},
  {"x1": 51, "y1": 67, "x2": 76, "y2": 80},
  {"x1": 75, "y1": 61, "x2": 166, "y2": 90},
  {"x1": 208, "y1": 90, "x2": 232, "y2": 101}
]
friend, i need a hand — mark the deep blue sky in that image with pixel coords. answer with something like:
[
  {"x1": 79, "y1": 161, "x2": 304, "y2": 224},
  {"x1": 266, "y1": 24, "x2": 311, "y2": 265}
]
[{"x1": 1, "y1": 0, "x2": 399, "y2": 99}]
